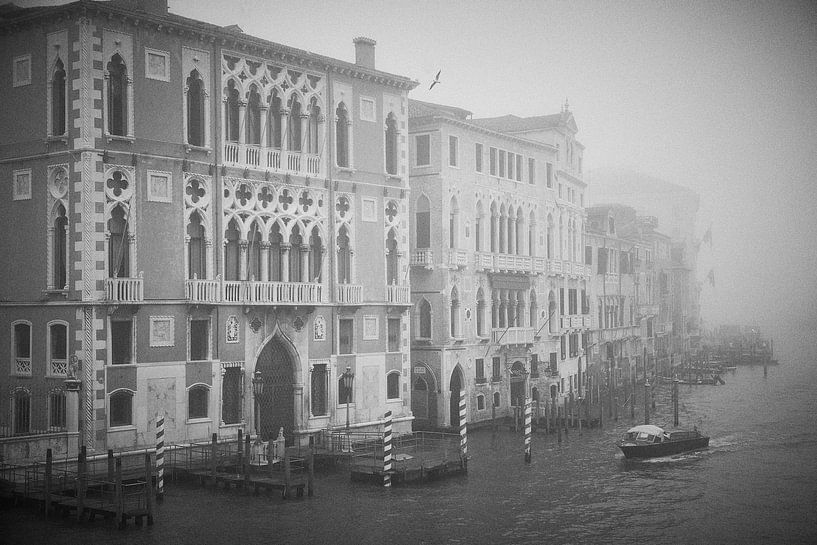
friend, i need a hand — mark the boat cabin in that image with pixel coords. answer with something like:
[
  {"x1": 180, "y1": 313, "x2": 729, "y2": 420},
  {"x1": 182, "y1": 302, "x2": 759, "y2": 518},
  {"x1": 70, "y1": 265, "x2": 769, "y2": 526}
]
[{"x1": 622, "y1": 425, "x2": 668, "y2": 444}]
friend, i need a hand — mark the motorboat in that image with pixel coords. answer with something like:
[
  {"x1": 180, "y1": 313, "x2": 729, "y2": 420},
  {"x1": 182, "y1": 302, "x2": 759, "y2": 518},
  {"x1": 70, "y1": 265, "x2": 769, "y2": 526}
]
[{"x1": 618, "y1": 424, "x2": 709, "y2": 459}]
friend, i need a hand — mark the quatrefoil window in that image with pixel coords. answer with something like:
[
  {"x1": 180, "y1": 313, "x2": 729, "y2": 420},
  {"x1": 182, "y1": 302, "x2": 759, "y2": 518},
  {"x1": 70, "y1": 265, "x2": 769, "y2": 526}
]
[
  {"x1": 336, "y1": 196, "x2": 350, "y2": 218},
  {"x1": 385, "y1": 201, "x2": 398, "y2": 224},
  {"x1": 236, "y1": 183, "x2": 253, "y2": 207},
  {"x1": 278, "y1": 188, "x2": 293, "y2": 211},
  {"x1": 50, "y1": 168, "x2": 69, "y2": 199},
  {"x1": 106, "y1": 170, "x2": 131, "y2": 201},
  {"x1": 186, "y1": 179, "x2": 206, "y2": 204},
  {"x1": 258, "y1": 186, "x2": 275, "y2": 209},
  {"x1": 299, "y1": 191, "x2": 314, "y2": 213}
]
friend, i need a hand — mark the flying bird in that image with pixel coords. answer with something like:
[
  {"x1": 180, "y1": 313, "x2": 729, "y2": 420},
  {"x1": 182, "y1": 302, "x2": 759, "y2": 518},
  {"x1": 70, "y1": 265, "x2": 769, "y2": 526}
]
[{"x1": 429, "y1": 70, "x2": 441, "y2": 90}]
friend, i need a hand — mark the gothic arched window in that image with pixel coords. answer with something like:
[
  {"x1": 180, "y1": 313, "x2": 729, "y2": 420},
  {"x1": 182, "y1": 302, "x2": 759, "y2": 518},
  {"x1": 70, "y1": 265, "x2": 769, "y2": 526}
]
[
  {"x1": 225, "y1": 80, "x2": 240, "y2": 142},
  {"x1": 386, "y1": 228, "x2": 399, "y2": 285},
  {"x1": 269, "y1": 93, "x2": 282, "y2": 149},
  {"x1": 107, "y1": 54, "x2": 128, "y2": 136},
  {"x1": 247, "y1": 84, "x2": 262, "y2": 145},
  {"x1": 307, "y1": 98, "x2": 320, "y2": 154},
  {"x1": 53, "y1": 203, "x2": 68, "y2": 289},
  {"x1": 450, "y1": 286, "x2": 460, "y2": 338},
  {"x1": 337, "y1": 225, "x2": 351, "y2": 284},
  {"x1": 186, "y1": 70, "x2": 205, "y2": 146},
  {"x1": 418, "y1": 299, "x2": 432, "y2": 339},
  {"x1": 288, "y1": 96, "x2": 302, "y2": 152},
  {"x1": 52, "y1": 58, "x2": 66, "y2": 136},
  {"x1": 269, "y1": 223, "x2": 283, "y2": 281},
  {"x1": 309, "y1": 226, "x2": 323, "y2": 282},
  {"x1": 108, "y1": 205, "x2": 129, "y2": 279},
  {"x1": 336, "y1": 102, "x2": 349, "y2": 167},
  {"x1": 187, "y1": 212, "x2": 206, "y2": 280},
  {"x1": 385, "y1": 112, "x2": 398, "y2": 175},
  {"x1": 415, "y1": 195, "x2": 430, "y2": 248},
  {"x1": 224, "y1": 218, "x2": 240, "y2": 281},
  {"x1": 289, "y1": 224, "x2": 303, "y2": 282}
]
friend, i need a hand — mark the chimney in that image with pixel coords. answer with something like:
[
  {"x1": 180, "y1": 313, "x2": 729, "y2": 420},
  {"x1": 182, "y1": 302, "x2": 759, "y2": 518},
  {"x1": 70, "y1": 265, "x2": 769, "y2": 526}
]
[{"x1": 353, "y1": 37, "x2": 376, "y2": 70}]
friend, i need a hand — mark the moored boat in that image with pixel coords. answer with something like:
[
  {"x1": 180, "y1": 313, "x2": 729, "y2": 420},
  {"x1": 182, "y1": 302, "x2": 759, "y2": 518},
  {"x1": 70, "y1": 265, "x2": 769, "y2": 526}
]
[{"x1": 618, "y1": 424, "x2": 710, "y2": 459}]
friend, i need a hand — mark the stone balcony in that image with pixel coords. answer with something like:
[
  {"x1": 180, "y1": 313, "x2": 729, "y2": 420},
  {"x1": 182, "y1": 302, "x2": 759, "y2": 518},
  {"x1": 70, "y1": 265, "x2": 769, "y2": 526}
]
[
  {"x1": 335, "y1": 283, "x2": 363, "y2": 305},
  {"x1": 475, "y1": 252, "x2": 545, "y2": 275},
  {"x1": 222, "y1": 280, "x2": 325, "y2": 304},
  {"x1": 223, "y1": 142, "x2": 320, "y2": 177},
  {"x1": 599, "y1": 325, "x2": 641, "y2": 342},
  {"x1": 447, "y1": 249, "x2": 468, "y2": 269},
  {"x1": 560, "y1": 314, "x2": 593, "y2": 330},
  {"x1": 386, "y1": 284, "x2": 411, "y2": 304},
  {"x1": 411, "y1": 249, "x2": 434, "y2": 268},
  {"x1": 492, "y1": 327, "x2": 535, "y2": 345},
  {"x1": 638, "y1": 303, "x2": 659, "y2": 317},
  {"x1": 105, "y1": 273, "x2": 144, "y2": 303}
]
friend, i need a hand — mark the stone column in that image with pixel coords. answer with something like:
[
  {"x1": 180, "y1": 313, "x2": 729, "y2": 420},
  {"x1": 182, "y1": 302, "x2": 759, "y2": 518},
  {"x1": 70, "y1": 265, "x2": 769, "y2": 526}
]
[
  {"x1": 300, "y1": 244, "x2": 310, "y2": 283},
  {"x1": 259, "y1": 106, "x2": 269, "y2": 147},
  {"x1": 238, "y1": 240, "x2": 249, "y2": 281},
  {"x1": 280, "y1": 243, "x2": 291, "y2": 282},
  {"x1": 260, "y1": 241, "x2": 270, "y2": 282},
  {"x1": 65, "y1": 376, "x2": 81, "y2": 433},
  {"x1": 293, "y1": 385, "x2": 304, "y2": 431},
  {"x1": 279, "y1": 108, "x2": 290, "y2": 152},
  {"x1": 238, "y1": 100, "x2": 248, "y2": 145}
]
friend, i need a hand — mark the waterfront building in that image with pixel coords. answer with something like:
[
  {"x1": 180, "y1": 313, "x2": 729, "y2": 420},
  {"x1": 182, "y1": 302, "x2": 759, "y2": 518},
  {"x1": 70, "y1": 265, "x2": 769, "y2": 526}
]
[
  {"x1": 0, "y1": 0, "x2": 417, "y2": 462},
  {"x1": 408, "y1": 100, "x2": 590, "y2": 428}
]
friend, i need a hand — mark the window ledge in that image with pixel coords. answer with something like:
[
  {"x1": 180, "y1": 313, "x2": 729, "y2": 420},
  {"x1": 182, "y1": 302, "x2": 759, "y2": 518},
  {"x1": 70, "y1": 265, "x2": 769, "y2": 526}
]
[
  {"x1": 186, "y1": 418, "x2": 212, "y2": 425},
  {"x1": 47, "y1": 135, "x2": 69, "y2": 145},
  {"x1": 337, "y1": 166, "x2": 357, "y2": 174},
  {"x1": 219, "y1": 421, "x2": 246, "y2": 429},
  {"x1": 185, "y1": 144, "x2": 212, "y2": 155},
  {"x1": 109, "y1": 425, "x2": 137, "y2": 432},
  {"x1": 386, "y1": 398, "x2": 402, "y2": 403},
  {"x1": 385, "y1": 174, "x2": 403, "y2": 182},
  {"x1": 12, "y1": 373, "x2": 33, "y2": 379},
  {"x1": 105, "y1": 134, "x2": 135, "y2": 144},
  {"x1": 42, "y1": 288, "x2": 68, "y2": 296}
]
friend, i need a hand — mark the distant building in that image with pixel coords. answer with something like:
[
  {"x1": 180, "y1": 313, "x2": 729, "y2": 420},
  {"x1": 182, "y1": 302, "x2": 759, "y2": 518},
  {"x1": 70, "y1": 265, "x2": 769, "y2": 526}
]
[
  {"x1": 408, "y1": 100, "x2": 590, "y2": 428},
  {"x1": 0, "y1": 0, "x2": 417, "y2": 461}
]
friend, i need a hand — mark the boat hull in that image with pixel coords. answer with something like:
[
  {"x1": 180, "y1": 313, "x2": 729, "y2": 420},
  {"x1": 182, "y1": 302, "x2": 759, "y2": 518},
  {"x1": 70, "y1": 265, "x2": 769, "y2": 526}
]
[{"x1": 618, "y1": 436, "x2": 710, "y2": 459}]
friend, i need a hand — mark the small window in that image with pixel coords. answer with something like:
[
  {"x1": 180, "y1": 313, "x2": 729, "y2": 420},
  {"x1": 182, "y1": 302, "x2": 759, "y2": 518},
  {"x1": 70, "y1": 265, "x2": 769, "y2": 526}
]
[
  {"x1": 311, "y1": 363, "x2": 328, "y2": 416},
  {"x1": 13, "y1": 169, "x2": 32, "y2": 201},
  {"x1": 363, "y1": 315, "x2": 378, "y2": 340},
  {"x1": 110, "y1": 390, "x2": 133, "y2": 427},
  {"x1": 190, "y1": 319, "x2": 210, "y2": 361},
  {"x1": 387, "y1": 372, "x2": 400, "y2": 400},
  {"x1": 489, "y1": 147, "x2": 497, "y2": 176},
  {"x1": 188, "y1": 385, "x2": 209, "y2": 419},
  {"x1": 528, "y1": 158, "x2": 535, "y2": 185},
  {"x1": 415, "y1": 134, "x2": 430, "y2": 166},
  {"x1": 13, "y1": 322, "x2": 32, "y2": 376},
  {"x1": 499, "y1": 150, "x2": 506, "y2": 178},
  {"x1": 448, "y1": 135, "x2": 458, "y2": 167},
  {"x1": 475, "y1": 358, "x2": 485, "y2": 380},
  {"x1": 546, "y1": 162, "x2": 553, "y2": 188},
  {"x1": 475, "y1": 143, "x2": 483, "y2": 173},
  {"x1": 492, "y1": 357, "x2": 501, "y2": 381},
  {"x1": 111, "y1": 320, "x2": 133, "y2": 365},
  {"x1": 13, "y1": 390, "x2": 31, "y2": 434},
  {"x1": 493, "y1": 392, "x2": 500, "y2": 408},
  {"x1": 387, "y1": 318, "x2": 401, "y2": 352},
  {"x1": 339, "y1": 318, "x2": 354, "y2": 354},
  {"x1": 222, "y1": 366, "x2": 242, "y2": 424},
  {"x1": 13, "y1": 54, "x2": 31, "y2": 87},
  {"x1": 49, "y1": 322, "x2": 68, "y2": 376},
  {"x1": 360, "y1": 96, "x2": 376, "y2": 122},
  {"x1": 145, "y1": 48, "x2": 170, "y2": 81},
  {"x1": 477, "y1": 395, "x2": 485, "y2": 410}
]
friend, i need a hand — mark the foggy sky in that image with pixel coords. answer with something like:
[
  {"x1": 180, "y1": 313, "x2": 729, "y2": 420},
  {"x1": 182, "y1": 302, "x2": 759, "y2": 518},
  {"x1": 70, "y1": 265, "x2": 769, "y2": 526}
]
[{"x1": 15, "y1": 0, "x2": 817, "y2": 343}]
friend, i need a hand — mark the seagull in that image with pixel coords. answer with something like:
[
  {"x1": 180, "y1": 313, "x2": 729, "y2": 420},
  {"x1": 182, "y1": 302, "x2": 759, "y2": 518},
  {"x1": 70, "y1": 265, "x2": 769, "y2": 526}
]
[{"x1": 429, "y1": 69, "x2": 441, "y2": 90}]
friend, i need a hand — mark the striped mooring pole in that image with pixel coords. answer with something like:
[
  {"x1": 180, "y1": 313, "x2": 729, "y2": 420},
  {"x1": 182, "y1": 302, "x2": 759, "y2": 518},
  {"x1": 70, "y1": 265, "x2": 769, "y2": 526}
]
[
  {"x1": 524, "y1": 398, "x2": 532, "y2": 463},
  {"x1": 459, "y1": 389, "x2": 467, "y2": 457},
  {"x1": 383, "y1": 410, "x2": 393, "y2": 488},
  {"x1": 155, "y1": 412, "x2": 165, "y2": 501}
]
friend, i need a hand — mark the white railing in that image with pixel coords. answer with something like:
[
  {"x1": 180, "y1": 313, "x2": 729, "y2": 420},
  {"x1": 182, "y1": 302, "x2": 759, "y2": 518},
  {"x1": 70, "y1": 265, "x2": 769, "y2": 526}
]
[
  {"x1": 548, "y1": 260, "x2": 562, "y2": 274},
  {"x1": 50, "y1": 358, "x2": 67, "y2": 376},
  {"x1": 186, "y1": 275, "x2": 221, "y2": 303},
  {"x1": 222, "y1": 142, "x2": 321, "y2": 177},
  {"x1": 105, "y1": 274, "x2": 144, "y2": 302},
  {"x1": 335, "y1": 283, "x2": 363, "y2": 304},
  {"x1": 411, "y1": 249, "x2": 433, "y2": 267},
  {"x1": 639, "y1": 303, "x2": 659, "y2": 316},
  {"x1": 492, "y1": 327, "x2": 535, "y2": 345},
  {"x1": 386, "y1": 284, "x2": 410, "y2": 304},
  {"x1": 532, "y1": 257, "x2": 547, "y2": 273},
  {"x1": 222, "y1": 280, "x2": 324, "y2": 304},
  {"x1": 475, "y1": 252, "x2": 493, "y2": 270},
  {"x1": 447, "y1": 249, "x2": 467, "y2": 268},
  {"x1": 15, "y1": 358, "x2": 31, "y2": 376}
]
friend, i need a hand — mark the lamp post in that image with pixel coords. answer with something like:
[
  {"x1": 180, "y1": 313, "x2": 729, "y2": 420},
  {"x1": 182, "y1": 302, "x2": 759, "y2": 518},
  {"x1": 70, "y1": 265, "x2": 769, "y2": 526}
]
[
  {"x1": 251, "y1": 370, "x2": 264, "y2": 437},
  {"x1": 341, "y1": 366, "x2": 354, "y2": 453}
]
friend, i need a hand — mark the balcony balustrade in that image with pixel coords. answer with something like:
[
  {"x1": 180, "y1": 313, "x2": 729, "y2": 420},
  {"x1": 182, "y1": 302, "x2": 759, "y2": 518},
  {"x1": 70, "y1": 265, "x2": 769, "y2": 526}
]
[
  {"x1": 638, "y1": 303, "x2": 659, "y2": 316},
  {"x1": 223, "y1": 142, "x2": 320, "y2": 177},
  {"x1": 411, "y1": 249, "x2": 434, "y2": 267},
  {"x1": 50, "y1": 358, "x2": 67, "y2": 376},
  {"x1": 386, "y1": 284, "x2": 411, "y2": 304},
  {"x1": 491, "y1": 327, "x2": 534, "y2": 345},
  {"x1": 223, "y1": 280, "x2": 324, "y2": 304},
  {"x1": 548, "y1": 260, "x2": 562, "y2": 275},
  {"x1": 532, "y1": 257, "x2": 547, "y2": 273},
  {"x1": 15, "y1": 357, "x2": 31, "y2": 376},
  {"x1": 447, "y1": 249, "x2": 468, "y2": 268},
  {"x1": 186, "y1": 275, "x2": 221, "y2": 303},
  {"x1": 559, "y1": 314, "x2": 593, "y2": 330},
  {"x1": 599, "y1": 325, "x2": 642, "y2": 342},
  {"x1": 475, "y1": 252, "x2": 493, "y2": 271},
  {"x1": 105, "y1": 273, "x2": 144, "y2": 303},
  {"x1": 335, "y1": 283, "x2": 363, "y2": 304}
]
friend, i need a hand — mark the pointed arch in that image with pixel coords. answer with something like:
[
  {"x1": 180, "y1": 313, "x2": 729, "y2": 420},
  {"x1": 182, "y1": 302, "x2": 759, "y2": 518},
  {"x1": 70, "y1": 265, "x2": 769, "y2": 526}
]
[
  {"x1": 450, "y1": 286, "x2": 460, "y2": 338},
  {"x1": 225, "y1": 79, "x2": 240, "y2": 142},
  {"x1": 475, "y1": 200, "x2": 484, "y2": 252},
  {"x1": 449, "y1": 195, "x2": 459, "y2": 249},
  {"x1": 246, "y1": 83, "x2": 262, "y2": 145},
  {"x1": 269, "y1": 90, "x2": 283, "y2": 148},
  {"x1": 186, "y1": 69, "x2": 205, "y2": 146},
  {"x1": 385, "y1": 111, "x2": 398, "y2": 175},
  {"x1": 415, "y1": 193, "x2": 430, "y2": 248},
  {"x1": 336, "y1": 101, "x2": 350, "y2": 167},
  {"x1": 417, "y1": 297, "x2": 432, "y2": 339},
  {"x1": 287, "y1": 94, "x2": 302, "y2": 152},
  {"x1": 51, "y1": 57, "x2": 66, "y2": 136},
  {"x1": 107, "y1": 53, "x2": 128, "y2": 136}
]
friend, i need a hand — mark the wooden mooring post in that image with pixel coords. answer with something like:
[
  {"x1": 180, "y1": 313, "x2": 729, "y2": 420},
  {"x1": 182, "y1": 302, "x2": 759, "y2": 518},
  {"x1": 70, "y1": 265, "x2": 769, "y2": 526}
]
[
  {"x1": 115, "y1": 458, "x2": 124, "y2": 529},
  {"x1": 244, "y1": 434, "x2": 251, "y2": 485},
  {"x1": 237, "y1": 428, "x2": 243, "y2": 471},
  {"x1": 76, "y1": 445, "x2": 86, "y2": 521},
  {"x1": 283, "y1": 449, "x2": 292, "y2": 499},
  {"x1": 563, "y1": 397, "x2": 569, "y2": 436},
  {"x1": 307, "y1": 451, "x2": 315, "y2": 497},
  {"x1": 142, "y1": 452, "x2": 155, "y2": 526},
  {"x1": 524, "y1": 399, "x2": 532, "y2": 463},
  {"x1": 210, "y1": 433, "x2": 218, "y2": 477},
  {"x1": 44, "y1": 448, "x2": 52, "y2": 518}
]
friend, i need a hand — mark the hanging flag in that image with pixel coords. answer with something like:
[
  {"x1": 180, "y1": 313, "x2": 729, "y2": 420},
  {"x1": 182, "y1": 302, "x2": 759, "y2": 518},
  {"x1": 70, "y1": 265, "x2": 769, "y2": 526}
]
[{"x1": 707, "y1": 269, "x2": 715, "y2": 287}]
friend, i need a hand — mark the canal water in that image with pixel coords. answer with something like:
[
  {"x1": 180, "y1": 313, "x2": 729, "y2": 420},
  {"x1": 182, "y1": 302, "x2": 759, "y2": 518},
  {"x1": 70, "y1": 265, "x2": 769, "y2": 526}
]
[{"x1": 3, "y1": 340, "x2": 816, "y2": 544}]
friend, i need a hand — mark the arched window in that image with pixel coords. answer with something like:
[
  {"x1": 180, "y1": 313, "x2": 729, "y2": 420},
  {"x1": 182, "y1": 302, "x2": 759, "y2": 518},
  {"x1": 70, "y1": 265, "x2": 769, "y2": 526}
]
[
  {"x1": 225, "y1": 80, "x2": 240, "y2": 142},
  {"x1": 490, "y1": 202, "x2": 498, "y2": 253},
  {"x1": 547, "y1": 214, "x2": 554, "y2": 259},
  {"x1": 307, "y1": 97, "x2": 321, "y2": 154},
  {"x1": 224, "y1": 218, "x2": 240, "y2": 281},
  {"x1": 385, "y1": 112, "x2": 398, "y2": 175},
  {"x1": 529, "y1": 290, "x2": 538, "y2": 328},
  {"x1": 269, "y1": 223, "x2": 283, "y2": 282},
  {"x1": 418, "y1": 299, "x2": 432, "y2": 339},
  {"x1": 529, "y1": 211, "x2": 536, "y2": 257},
  {"x1": 475, "y1": 202, "x2": 483, "y2": 252},
  {"x1": 450, "y1": 287, "x2": 460, "y2": 338},
  {"x1": 107, "y1": 54, "x2": 128, "y2": 136},
  {"x1": 247, "y1": 84, "x2": 262, "y2": 145},
  {"x1": 337, "y1": 225, "x2": 351, "y2": 284},
  {"x1": 336, "y1": 102, "x2": 349, "y2": 167},
  {"x1": 476, "y1": 287, "x2": 485, "y2": 337},
  {"x1": 109, "y1": 390, "x2": 133, "y2": 427},
  {"x1": 186, "y1": 70, "x2": 205, "y2": 146},
  {"x1": 386, "y1": 228, "x2": 399, "y2": 285},
  {"x1": 311, "y1": 363, "x2": 328, "y2": 416},
  {"x1": 108, "y1": 205, "x2": 129, "y2": 278},
  {"x1": 188, "y1": 385, "x2": 209, "y2": 419},
  {"x1": 449, "y1": 197, "x2": 459, "y2": 249},
  {"x1": 288, "y1": 96, "x2": 302, "y2": 152},
  {"x1": 13, "y1": 389, "x2": 31, "y2": 434},
  {"x1": 309, "y1": 226, "x2": 323, "y2": 282},
  {"x1": 52, "y1": 58, "x2": 66, "y2": 136},
  {"x1": 499, "y1": 204, "x2": 507, "y2": 254},
  {"x1": 415, "y1": 195, "x2": 430, "y2": 248},
  {"x1": 387, "y1": 372, "x2": 400, "y2": 400},
  {"x1": 49, "y1": 322, "x2": 68, "y2": 376},
  {"x1": 493, "y1": 392, "x2": 501, "y2": 408},
  {"x1": 247, "y1": 221, "x2": 262, "y2": 281},
  {"x1": 13, "y1": 322, "x2": 32, "y2": 376},
  {"x1": 477, "y1": 395, "x2": 485, "y2": 410},
  {"x1": 269, "y1": 92, "x2": 282, "y2": 148},
  {"x1": 289, "y1": 224, "x2": 303, "y2": 282},
  {"x1": 187, "y1": 212, "x2": 206, "y2": 280},
  {"x1": 53, "y1": 203, "x2": 68, "y2": 289},
  {"x1": 548, "y1": 291, "x2": 558, "y2": 334},
  {"x1": 516, "y1": 207, "x2": 525, "y2": 255},
  {"x1": 49, "y1": 390, "x2": 67, "y2": 431}
]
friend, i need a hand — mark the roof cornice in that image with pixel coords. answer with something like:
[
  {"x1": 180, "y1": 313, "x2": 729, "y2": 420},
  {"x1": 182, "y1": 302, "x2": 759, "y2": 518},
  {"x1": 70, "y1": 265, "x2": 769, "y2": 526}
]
[{"x1": 410, "y1": 114, "x2": 558, "y2": 152}]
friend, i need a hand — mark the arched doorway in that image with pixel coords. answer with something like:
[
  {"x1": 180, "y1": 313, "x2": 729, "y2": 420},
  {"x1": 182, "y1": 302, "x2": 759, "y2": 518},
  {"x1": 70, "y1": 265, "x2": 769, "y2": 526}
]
[
  {"x1": 449, "y1": 365, "x2": 464, "y2": 428},
  {"x1": 254, "y1": 335, "x2": 297, "y2": 443},
  {"x1": 510, "y1": 360, "x2": 526, "y2": 407},
  {"x1": 411, "y1": 363, "x2": 438, "y2": 429},
  {"x1": 412, "y1": 376, "x2": 429, "y2": 420}
]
